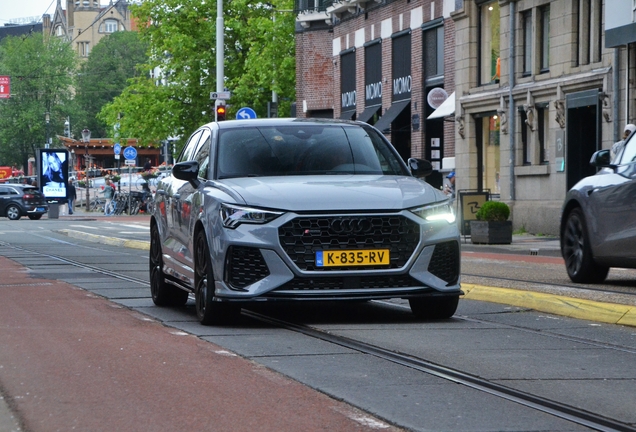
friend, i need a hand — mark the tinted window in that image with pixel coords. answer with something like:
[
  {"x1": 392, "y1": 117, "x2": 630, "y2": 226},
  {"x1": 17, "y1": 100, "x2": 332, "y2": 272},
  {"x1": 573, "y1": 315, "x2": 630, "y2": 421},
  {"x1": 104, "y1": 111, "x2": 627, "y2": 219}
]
[
  {"x1": 193, "y1": 129, "x2": 211, "y2": 179},
  {"x1": 216, "y1": 124, "x2": 408, "y2": 179},
  {"x1": 177, "y1": 130, "x2": 203, "y2": 163}
]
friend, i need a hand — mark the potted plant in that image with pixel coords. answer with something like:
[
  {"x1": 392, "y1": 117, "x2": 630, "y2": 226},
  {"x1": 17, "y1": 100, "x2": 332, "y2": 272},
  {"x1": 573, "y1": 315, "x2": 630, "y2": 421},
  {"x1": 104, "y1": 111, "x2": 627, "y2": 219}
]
[{"x1": 470, "y1": 201, "x2": 512, "y2": 244}]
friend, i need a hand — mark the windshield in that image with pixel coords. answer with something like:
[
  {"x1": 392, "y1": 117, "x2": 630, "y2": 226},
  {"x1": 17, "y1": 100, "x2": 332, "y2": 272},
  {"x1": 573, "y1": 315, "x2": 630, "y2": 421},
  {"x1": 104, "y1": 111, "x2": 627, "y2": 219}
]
[{"x1": 216, "y1": 125, "x2": 408, "y2": 179}]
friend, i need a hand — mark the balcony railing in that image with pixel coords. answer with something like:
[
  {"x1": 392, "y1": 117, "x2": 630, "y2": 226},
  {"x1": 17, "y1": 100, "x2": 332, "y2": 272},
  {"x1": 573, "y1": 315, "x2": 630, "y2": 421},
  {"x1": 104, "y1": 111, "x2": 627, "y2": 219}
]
[{"x1": 295, "y1": 0, "x2": 334, "y2": 14}]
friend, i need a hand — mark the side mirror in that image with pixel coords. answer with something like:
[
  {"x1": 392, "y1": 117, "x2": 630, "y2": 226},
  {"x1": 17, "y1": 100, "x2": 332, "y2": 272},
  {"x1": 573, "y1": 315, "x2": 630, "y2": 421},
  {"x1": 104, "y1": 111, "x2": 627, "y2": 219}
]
[
  {"x1": 589, "y1": 149, "x2": 612, "y2": 168},
  {"x1": 172, "y1": 161, "x2": 200, "y2": 187},
  {"x1": 407, "y1": 158, "x2": 433, "y2": 178}
]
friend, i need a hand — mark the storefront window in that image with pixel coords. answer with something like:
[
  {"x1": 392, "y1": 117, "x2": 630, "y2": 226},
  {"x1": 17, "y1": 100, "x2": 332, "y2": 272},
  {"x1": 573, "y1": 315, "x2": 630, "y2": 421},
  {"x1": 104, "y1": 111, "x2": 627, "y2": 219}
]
[
  {"x1": 479, "y1": 1, "x2": 500, "y2": 85},
  {"x1": 482, "y1": 115, "x2": 500, "y2": 194}
]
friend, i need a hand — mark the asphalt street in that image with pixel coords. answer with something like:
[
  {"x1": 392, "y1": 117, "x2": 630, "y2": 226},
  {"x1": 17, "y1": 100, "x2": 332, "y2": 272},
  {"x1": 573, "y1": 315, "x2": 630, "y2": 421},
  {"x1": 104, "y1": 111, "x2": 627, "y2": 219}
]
[{"x1": 1, "y1": 210, "x2": 635, "y2": 431}]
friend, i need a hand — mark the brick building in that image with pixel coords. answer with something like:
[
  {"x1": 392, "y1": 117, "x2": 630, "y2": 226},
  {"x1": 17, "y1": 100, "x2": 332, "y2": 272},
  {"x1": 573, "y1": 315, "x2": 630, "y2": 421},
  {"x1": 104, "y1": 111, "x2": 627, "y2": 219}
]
[
  {"x1": 296, "y1": 0, "x2": 635, "y2": 235},
  {"x1": 295, "y1": 0, "x2": 457, "y2": 190}
]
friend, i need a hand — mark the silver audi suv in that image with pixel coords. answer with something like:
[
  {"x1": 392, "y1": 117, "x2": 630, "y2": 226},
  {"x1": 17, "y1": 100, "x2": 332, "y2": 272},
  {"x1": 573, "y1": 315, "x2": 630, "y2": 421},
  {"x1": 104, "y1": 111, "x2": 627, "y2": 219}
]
[{"x1": 149, "y1": 118, "x2": 461, "y2": 325}]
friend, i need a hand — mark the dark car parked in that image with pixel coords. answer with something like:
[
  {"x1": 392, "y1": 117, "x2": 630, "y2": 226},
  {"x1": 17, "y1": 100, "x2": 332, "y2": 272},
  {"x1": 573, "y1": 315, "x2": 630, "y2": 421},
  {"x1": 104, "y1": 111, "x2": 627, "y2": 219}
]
[
  {"x1": 560, "y1": 130, "x2": 636, "y2": 283},
  {"x1": 0, "y1": 184, "x2": 49, "y2": 220},
  {"x1": 149, "y1": 118, "x2": 461, "y2": 325}
]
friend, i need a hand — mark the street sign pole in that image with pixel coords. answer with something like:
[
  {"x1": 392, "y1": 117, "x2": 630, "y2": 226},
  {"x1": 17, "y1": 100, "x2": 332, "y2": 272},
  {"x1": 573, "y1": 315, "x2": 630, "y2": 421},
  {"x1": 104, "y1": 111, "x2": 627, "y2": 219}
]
[
  {"x1": 128, "y1": 165, "x2": 132, "y2": 215},
  {"x1": 122, "y1": 146, "x2": 138, "y2": 215}
]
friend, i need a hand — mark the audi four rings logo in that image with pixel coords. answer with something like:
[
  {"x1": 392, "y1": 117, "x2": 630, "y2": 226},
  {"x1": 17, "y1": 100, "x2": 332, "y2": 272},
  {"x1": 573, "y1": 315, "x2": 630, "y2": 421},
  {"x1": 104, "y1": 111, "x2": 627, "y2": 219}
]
[{"x1": 330, "y1": 218, "x2": 373, "y2": 234}]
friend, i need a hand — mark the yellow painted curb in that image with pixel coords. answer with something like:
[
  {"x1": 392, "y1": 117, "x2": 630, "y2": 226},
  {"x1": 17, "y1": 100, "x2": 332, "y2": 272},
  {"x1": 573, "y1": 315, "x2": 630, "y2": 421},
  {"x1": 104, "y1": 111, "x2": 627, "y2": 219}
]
[
  {"x1": 57, "y1": 229, "x2": 149, "y2": 251},
  {"x1": 462, "y1": 283, "x2": 636, "y2": 327}
]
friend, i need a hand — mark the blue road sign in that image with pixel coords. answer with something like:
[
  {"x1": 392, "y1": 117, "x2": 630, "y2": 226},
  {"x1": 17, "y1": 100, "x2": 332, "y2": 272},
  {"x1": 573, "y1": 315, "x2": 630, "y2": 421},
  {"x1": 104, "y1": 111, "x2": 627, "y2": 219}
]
[
  {"x1": 114, "y1": 143, "x2": 121, "y2": 155},
  {"x1": 236, "y1": 107, "x2": 257, "y2": 120},
  {"x1": 123, "y1": 146, "x2": 137, "y2": 160}
]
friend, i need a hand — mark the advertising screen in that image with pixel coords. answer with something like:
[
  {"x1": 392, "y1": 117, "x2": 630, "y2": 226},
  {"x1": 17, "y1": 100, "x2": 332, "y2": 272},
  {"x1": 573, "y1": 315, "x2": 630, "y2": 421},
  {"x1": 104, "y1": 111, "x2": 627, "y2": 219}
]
[{"x1": 39, "y1": 149, "x2": 69, "y2": 200}]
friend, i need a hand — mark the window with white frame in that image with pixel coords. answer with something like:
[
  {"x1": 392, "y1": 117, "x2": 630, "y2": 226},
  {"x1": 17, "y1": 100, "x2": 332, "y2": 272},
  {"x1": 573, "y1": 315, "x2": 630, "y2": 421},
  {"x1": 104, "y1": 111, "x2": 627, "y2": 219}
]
[
  {"x1": 78, "y1": 42, "x2": 90, "y2": 57},
  {"x1": 102, "y1": 19, "x2": 119, "y2": 33},
  {"x1": 479, "y1": 0, "x2": 500, "y2": 85}
]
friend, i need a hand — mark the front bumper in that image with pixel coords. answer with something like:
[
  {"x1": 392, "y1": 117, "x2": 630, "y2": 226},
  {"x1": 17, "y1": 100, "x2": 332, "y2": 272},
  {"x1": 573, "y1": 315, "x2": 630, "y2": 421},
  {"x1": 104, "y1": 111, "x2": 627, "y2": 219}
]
[{"x1": 210, "y1": 211, "x2": 461, "y2": 301}]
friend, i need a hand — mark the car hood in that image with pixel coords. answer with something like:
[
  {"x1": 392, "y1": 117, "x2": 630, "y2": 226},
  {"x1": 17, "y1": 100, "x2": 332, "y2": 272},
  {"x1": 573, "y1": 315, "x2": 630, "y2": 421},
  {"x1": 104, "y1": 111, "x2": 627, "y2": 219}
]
[{"x1": 218, "y1": 175, "x2": 444, "y2": 211}]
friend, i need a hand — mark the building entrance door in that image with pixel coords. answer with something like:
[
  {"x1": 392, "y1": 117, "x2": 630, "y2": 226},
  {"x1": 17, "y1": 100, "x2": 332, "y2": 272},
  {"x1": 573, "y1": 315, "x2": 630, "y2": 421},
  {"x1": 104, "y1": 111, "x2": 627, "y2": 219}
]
[
  {"x1": 475, "y1": 113, "x2": 501, "y2": 196},
  {"x1": 566, "y1": 90, "x2": 601, "y2": 190}
]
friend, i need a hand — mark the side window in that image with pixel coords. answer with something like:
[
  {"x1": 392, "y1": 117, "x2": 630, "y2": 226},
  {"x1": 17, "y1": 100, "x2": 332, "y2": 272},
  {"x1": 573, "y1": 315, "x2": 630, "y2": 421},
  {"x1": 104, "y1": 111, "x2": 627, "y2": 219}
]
[
  {"x1": 193, "y1": 129, "x2": 211, "y2": 179},
  {"x1": 177, "y1": 130, "x2": 203, "y2": 163},
  {"x1": 620, "y1": 134, "x2": 636, "y2": 165},
  {"x1": 0, "y1": 187, "x2": 8, "y2": 196}
]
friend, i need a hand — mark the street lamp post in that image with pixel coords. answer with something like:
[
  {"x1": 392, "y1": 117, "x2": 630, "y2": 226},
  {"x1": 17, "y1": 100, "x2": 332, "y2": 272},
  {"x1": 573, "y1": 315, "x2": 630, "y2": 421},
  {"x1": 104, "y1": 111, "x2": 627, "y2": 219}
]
[
  {"x1": 45, "y1": 112, "x2": 50, "y2": 148},
  {"x1": 82, "y1": 128, "x2": 91, "y2": 211}
]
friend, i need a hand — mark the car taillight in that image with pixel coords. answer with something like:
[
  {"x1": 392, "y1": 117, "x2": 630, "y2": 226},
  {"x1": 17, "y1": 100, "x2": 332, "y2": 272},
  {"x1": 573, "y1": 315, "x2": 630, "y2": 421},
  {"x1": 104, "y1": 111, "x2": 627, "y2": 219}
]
[{"x1": 23, "y1": 194, "x2": 34, "y2": 199}]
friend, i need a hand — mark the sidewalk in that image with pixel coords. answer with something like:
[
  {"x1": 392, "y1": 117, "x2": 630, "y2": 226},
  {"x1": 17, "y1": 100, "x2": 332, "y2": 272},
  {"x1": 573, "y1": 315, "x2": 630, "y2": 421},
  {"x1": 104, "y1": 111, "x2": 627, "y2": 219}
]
[{"x1": 0, "y1": 256, "x2": 399, "y2": 432}]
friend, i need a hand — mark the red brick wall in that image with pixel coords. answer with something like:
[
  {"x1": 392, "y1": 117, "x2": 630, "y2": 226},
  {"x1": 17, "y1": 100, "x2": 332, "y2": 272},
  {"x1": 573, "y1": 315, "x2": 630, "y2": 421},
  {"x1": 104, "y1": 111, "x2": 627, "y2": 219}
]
[
  {"x1": 295, "y1": 30, "x2": 334, "y2": 118},
  {"x1": 295, "y1": 0, "x2": 455, "y2": 162}
]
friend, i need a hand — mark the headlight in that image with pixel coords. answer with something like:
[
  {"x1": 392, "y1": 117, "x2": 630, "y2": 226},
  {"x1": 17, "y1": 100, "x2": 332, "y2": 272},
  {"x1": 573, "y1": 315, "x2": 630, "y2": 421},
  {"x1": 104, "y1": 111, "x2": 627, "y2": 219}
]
[
  {"x1": 220, "y1": 203, "x2": 283, "y2": 229},
  {"x1": 410, "y1": 201, "x2": 456, "y2": 224}
]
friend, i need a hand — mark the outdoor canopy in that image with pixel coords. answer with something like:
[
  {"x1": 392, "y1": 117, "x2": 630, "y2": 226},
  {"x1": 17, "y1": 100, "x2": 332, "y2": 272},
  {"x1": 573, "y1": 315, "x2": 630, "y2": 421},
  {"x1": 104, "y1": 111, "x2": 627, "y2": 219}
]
[{"x1": 427, "y1": 92, "x2": 455, "y2": 120}]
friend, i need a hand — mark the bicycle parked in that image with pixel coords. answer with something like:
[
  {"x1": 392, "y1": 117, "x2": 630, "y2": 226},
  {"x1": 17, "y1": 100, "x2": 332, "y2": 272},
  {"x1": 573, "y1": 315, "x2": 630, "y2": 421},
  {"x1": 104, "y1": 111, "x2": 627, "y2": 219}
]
[
  {"x1": 104, "y1": 191, "x2": 147, "y2": 215},
  {"x1": 88, "y1": 197, "x2": 107, "y2": 212}
]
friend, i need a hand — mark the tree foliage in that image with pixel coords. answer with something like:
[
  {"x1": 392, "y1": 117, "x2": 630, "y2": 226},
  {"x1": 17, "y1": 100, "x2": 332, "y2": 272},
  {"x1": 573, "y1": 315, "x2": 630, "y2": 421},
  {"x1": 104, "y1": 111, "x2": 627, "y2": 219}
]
[
  {"x1": 99, "y1": 0, "x2": 296, "y2": 150},
  {"x1": 75, "y1": 31, "x2": 149, "y2": 138},
  {"x1": 0, "y1": 33, "x2": 76, "y2": 170}
]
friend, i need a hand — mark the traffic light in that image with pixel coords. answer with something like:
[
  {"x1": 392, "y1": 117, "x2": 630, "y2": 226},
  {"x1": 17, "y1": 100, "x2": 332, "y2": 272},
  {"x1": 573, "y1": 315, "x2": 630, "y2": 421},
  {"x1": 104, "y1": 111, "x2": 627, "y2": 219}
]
[{"x1": 216, "y1": 103, "x2": 226, "y2": 122}]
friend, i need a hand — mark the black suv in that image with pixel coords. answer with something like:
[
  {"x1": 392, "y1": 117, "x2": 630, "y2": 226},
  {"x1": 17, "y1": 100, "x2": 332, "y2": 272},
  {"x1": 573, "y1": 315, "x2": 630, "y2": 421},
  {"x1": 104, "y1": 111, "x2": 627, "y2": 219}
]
[{"x1": 0, "y1": 184, "x2": 49, "y2": 220}]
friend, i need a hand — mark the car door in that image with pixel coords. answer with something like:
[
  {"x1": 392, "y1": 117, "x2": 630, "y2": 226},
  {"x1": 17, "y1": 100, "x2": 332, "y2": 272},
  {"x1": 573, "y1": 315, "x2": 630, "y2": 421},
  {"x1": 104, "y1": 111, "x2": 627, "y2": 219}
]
[
  {"x1": 589, "y1": 135, "x2": 636, "y2": 261},
  {"x1": 0, "y1": 186, "x2": 11, "y2": 215},
  {"x1": 160, "y1": 130, "x2": 203, "y2": 279},
  {"x1": 178, "y1": 128, "x2": 211, "y2": 245}
]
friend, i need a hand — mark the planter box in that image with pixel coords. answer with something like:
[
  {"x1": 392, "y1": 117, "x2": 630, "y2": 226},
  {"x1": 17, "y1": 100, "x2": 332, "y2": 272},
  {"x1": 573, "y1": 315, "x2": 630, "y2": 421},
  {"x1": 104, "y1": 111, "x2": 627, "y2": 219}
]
[{"x1": 470, "y1": 220, "x2": 512, "y2": 244}]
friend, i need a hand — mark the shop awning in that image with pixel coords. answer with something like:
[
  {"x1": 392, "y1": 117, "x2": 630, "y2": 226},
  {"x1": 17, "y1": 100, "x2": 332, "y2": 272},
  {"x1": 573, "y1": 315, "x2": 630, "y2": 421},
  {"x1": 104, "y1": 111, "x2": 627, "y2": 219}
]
[
  {"x1": 427, "y1": 92, "x2": 455, "y2": 119},
  {"x1": 357, "y1": 105, "x2": 381, "y2": 124},
  {"x1": 373, "y1": 99, "x2": 410, "y2": 132},
  {"x1": 339, "y1": 109, "x2": 356, "y2": 120}
]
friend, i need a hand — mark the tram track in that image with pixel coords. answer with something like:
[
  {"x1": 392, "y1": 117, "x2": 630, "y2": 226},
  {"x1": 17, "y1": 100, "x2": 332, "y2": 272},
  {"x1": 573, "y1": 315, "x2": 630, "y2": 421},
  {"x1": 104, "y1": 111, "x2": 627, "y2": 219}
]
[
  {"x1": 2, "y1": 240, "x2": 636, "y2": 431},
  {"x1": 463, "y1": 272, "x2": 636, "y2": 298}
]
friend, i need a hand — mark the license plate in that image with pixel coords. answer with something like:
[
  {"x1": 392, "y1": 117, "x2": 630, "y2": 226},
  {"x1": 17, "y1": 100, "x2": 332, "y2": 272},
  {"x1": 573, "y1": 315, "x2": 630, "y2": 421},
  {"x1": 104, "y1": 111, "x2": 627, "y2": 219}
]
[
  {"x1": 316, "y1": 249, "x2": 390, "y2": 267},
  {"x1": 36, "y1": 207, "x2": 45, "y2": 212}
]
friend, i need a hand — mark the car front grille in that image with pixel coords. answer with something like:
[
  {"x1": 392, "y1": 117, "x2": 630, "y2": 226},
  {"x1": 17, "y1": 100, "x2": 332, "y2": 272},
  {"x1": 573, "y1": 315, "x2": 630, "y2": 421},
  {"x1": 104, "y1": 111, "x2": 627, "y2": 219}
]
[
  {"x1": 278, "y1": 215, "x2": 420, "y2": 271},
  {"x1": 428, "y1": 241, "x2": 460, "y2": 285},
  {"x1": 225, "y1": 246, "x2": 270, "y2": 289},
  {"x1": 272, "y1": 274, "x2": 422, "y2": 292}
]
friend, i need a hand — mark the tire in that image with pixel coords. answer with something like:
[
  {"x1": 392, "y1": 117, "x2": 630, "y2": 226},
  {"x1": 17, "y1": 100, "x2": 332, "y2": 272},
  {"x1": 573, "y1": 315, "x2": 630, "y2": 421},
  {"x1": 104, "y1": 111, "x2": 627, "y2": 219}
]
[
  {"x1": 409, "y1": 295, "x2": 459, "y2": 320},
  {"x1": 149, "y1": 224, "x2": 188, "y2": 307},
  {"x1": 561, "y1": 207, "x2": 609, "y2": 283},
  {"x1": 28, "y1": 214, "x2": 42, "y2": 220},
  {"x1": 6, "y1": 205, "x2": 21, "y2": 220},
  {"x1": 194, "y1": 230, "x2": 240, "y2": 325}
]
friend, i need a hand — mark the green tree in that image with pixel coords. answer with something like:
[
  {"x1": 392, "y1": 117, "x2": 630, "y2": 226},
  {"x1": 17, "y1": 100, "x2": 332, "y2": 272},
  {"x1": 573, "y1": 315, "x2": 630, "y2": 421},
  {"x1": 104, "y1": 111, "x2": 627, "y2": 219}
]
[
  {"x1": 225, "y1": 0, "x2": 296, "y2": 118},
  {"x1": 99, "y1": 0, "x2": 295, "y2": 151},
  {"x1": 0, "y1": 33, "x2": 76, "y2": 171},
  {"x1": 75, "y1": 31, "x2": 149, "y2": 138}
]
